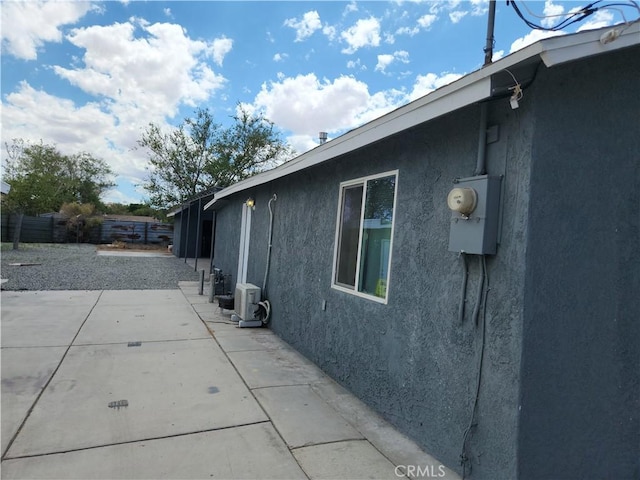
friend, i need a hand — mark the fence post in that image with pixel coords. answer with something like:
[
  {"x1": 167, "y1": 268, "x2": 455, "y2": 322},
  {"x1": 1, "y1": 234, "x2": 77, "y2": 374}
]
[
  {"x1": 12, "y1": 212, "x2": 24, "y2": 250},
  {"x1": 209, "y1": 274, "x2": 215, "y2": 303},
  {"x1": 198, "y1": 269, "x2": 205, "y2": 295}
]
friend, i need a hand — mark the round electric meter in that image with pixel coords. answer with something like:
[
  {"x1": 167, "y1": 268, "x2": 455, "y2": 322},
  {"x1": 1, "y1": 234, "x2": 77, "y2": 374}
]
[{"x1": 447, "y1": 187, "x2": 478, "y2": 216}]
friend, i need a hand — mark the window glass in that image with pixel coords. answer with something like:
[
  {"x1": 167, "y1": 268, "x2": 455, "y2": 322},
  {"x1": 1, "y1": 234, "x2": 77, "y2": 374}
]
[
  {"x1": 358, "y1": 175, "x2": 396, "y2": 298},
  {"x1": 335, "y1": 184, "x2": 363, "y2": 287},
  {"x1": 333, "y1": 172, "x2": 397, "y2": 302}
]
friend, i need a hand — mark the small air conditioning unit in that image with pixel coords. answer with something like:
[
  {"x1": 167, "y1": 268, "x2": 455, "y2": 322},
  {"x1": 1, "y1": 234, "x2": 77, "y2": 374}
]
[{"x1": 234, "y1": 283, "x2": 261, "y2": 321}]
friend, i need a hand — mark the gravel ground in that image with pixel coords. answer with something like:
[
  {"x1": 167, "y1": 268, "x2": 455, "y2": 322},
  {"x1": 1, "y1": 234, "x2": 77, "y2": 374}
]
[{"x1": 1, "y1": 244, "x2": 201, "y2": 291}]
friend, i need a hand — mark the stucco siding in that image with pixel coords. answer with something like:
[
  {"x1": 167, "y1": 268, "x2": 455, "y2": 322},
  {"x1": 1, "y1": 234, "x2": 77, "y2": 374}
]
[
  {"x1": 519, "y1": 46, "x2": 640, "y2": 479},
  {"x1": 214, "y1": 100, "x2": 535, "y2": 478}
]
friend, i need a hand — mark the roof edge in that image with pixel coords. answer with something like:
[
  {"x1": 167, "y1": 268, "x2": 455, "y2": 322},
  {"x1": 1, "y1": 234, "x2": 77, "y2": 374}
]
[{"x1": 204, "y1": 23, "x2": 639, "y2": 211}]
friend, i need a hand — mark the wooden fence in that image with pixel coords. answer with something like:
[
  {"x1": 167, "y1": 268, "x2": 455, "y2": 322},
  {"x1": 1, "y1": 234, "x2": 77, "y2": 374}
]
[
  {"x1": 1, "y1": 214, "x2": 173, "y2": 245},
  {"x1": 100, "y1": 219, "x2": 173, "y2": 245}
]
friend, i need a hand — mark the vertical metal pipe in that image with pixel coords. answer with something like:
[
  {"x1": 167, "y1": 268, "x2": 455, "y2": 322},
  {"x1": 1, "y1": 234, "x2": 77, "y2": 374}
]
[
  {"x1": 183, "y1": 204, "x2": 190, "y2": 263},
  {"x1": 198, "y1": 269, "x2": 205, "y2": 295},
  {"x1": 484, "y1": 0, "x2": 496, "y2": 66},
  {"x1": 194, "y1": 198, "x2": 202, "y2": 272},
  {"x1": 209, "y1": 210, "x2": 216, "y2": 274},
  {"x1": 459, "y1": 253, "x2": 469, "y2": 323},
  {"x1": 209, "y1": 274, "x2": 215, "y2": 303}
]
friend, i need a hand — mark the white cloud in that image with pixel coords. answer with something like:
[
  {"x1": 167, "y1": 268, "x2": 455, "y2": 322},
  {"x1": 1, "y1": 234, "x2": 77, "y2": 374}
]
[
  {"x1": 250, "y1": 73, "x2": 404, "y2": 138},
  {"x1": 430, "y1": 0, "x2": 485, "y2": 23},
  {"x1": 395, "y1": 50, "x2": 410, "y2": 63},
  {"x1": 284, "y1": 11, "x2": 322, "y2": 42},
  {"x1": 449, "y1": 11, "x2": 468, "y2": 23},
  {"x1": 1, "y1": 81, "x2": 147, "y2": 185},
  {"x1": 102, "y1": 186, "x2": 146, "y2": 205},
  {"x1": 376, "y1": 54, "x2": 395, "y2": 72},
  {"x1": 273, "y1": 53, "x2": 288, "y2": 62},
  {"x1": 376, "y1": 51, "x2": 410, "y2": 73},
  {"x1": 0, "y1": 0, "x2": 97, "y2": 60},
  {"x1": 163, "y1": 8, "x2": 173, "y2": 18},
  {"x1": 344, "y1": 1, "x2": 358, "y2": 16},
  {"x1": 509, "y1": 29, "x2": 564, "y2": 53},
  {"x1": 341, "y1": 17, "x2": 381, "y2": 54},
  {"x1": 469, "y1": 0, "x2": 489, "y2": 16},
  {"x1": 417, "y1": 14, "x2": 437, "y2": 28},
  {"x1": 346, "y1": 58, "x2": 366, "y2": 70},
  {"x1": 322, "y1": 24, "x2": 337, "y2": 42},
  {"x1": 286, "y1": 134, "x2": 321, "y2": 153},
  {"x1": 396, "y1": 13, "x2": 437, "y2": 37},
  {"x1": 210, "y1": 37, "x2": 233, "y2": 67},
  {"x1": 54, "y1": 20, "x2": 226, "y2": 119},
  {"x1": 577, "y1": 10, "x2": 614, "y2": 31},
  {"x1": 542, "y1": 0, "x2": 565, "y2": 28},
  {"x1": 409, "y1": 72, "x2": 463, "y2": 101},
  {"x1": 396, "y1": 26, "x2": 420, "y2": 37},
  {"x1": 2, "y1": 17, "x2": 229, "y2": 194}
]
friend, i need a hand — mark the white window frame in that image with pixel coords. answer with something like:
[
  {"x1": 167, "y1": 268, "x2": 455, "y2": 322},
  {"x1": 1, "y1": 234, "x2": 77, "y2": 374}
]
[{"x1": 331, "y1": 170, "x2": 399, "y2": 304}]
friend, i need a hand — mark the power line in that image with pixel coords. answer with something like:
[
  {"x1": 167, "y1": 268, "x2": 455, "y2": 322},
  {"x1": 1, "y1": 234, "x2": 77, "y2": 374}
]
[{"x1": 507, "y1": 0, "x2": 640, "y2": 31}]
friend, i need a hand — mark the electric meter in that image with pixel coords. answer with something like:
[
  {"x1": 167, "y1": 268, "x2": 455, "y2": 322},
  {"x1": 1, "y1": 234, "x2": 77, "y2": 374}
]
[
  {"x1": 447, "y1": 187, "x2": 477, "y2": 216},
  {"x1": 447, "y1": 175, "x2": 502, "y2": 255}
]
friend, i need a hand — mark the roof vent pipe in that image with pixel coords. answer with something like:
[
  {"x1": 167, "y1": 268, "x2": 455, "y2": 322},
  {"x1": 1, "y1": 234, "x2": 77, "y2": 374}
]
[
  {"x1": 483, "y1": 0, "x2": 496, "y2": 66},
  {"x1": 319, "y1": 132, "x2": 328, "y2": 145}
]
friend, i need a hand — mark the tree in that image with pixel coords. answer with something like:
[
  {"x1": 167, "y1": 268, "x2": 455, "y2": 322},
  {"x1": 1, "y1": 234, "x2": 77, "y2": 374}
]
[
  {"x1": 60, "y1": 202, "x2": 103, "y2": 243},
  {"x1": 139, "y1": 106, "x2": 293, "y2": 209},
  {"x1": 139, "y1": 109, "x2": 220, "y2": 209},
  {"x1": 3, "y1": 140, "x2": 114, "y2": 215},
  {"x1": 103, "y1": 202, "x2": 167, "y2": 221},
  {"x1": 212, "y1": 106, "x2": 293, "y2": 187}
]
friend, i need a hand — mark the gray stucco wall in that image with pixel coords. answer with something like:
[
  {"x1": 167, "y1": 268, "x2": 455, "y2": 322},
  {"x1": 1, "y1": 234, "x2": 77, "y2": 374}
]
[
  {"x1": 211, "y1": 199, "x2": 243, "y2": 282},
  {"x1": 518, "y1": 47, "x2": 640, "y2": 479},
  {"x1": 209, "y1": 45, "x2": 639, "y2": 479},
  {"x1": 213, "y1": 98, "x2": 534, "y2": 478}
]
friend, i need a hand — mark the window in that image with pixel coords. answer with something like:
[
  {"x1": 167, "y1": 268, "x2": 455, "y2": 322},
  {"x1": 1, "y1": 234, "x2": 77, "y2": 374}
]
[{"x1": 333, "y1": 171, "x2": 398, "y2": 303}]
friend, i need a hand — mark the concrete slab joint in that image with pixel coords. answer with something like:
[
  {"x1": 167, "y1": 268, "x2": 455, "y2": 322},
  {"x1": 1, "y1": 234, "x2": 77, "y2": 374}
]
[{"x1": 0, "y1": 283, "x2": 458, "y2": 479}]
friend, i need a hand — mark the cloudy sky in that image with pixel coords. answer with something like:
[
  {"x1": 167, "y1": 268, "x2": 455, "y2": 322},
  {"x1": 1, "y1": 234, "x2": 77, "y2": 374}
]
[{"x1": 1, "y1": 1, "x2": 635, "y2": 204}]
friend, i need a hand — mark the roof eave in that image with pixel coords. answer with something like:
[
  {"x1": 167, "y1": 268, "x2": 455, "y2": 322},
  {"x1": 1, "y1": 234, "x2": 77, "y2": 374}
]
[{"x1": 204, "y1": 23, "x2": 639, "y2": 211}]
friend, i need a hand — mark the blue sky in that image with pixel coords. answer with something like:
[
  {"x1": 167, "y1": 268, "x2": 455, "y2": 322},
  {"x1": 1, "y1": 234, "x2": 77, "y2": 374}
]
[{"x1": 1, "y1": 1, "x2": 637, "y2": 205}]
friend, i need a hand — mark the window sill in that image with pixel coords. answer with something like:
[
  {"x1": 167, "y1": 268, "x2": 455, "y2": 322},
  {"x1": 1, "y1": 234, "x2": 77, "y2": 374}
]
[{"x1": 331, "y1": 284, "x2": 388, "y2": 305}]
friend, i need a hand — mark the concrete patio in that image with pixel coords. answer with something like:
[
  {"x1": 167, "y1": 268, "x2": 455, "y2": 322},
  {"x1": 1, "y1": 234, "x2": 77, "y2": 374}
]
[{"x1": 0, "y1": 282, "x2": 458, "y2": 479}]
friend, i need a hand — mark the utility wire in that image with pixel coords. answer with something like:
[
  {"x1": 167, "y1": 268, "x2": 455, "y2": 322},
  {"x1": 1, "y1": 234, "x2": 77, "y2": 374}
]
[{"x1": 508, "y1": 0, "x2": 640, "y2": 31}]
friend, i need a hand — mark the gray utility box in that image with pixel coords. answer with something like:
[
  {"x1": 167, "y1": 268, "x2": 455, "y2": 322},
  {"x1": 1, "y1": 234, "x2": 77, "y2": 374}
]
[{"x1": 448, "y1": 175, "x2": 502, "y2": 255}]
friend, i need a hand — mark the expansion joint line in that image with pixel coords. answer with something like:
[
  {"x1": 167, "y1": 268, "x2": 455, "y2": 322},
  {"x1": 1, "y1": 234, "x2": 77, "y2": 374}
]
[{"x1": 1, "y1": 290, "x2": 104, "y2": 461}]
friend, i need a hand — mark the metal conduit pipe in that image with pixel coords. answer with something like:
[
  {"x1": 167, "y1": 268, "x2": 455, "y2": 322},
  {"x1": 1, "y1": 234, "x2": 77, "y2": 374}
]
[
  {"x1": 194, "y1": 197, "x2": 202, "y2": 271},
  {"x1": 183, "y1": 204, "x2": 191, "y2": 263},
  {"x1": 459, "y1": 253, "x2": 469, "y2": 323},
  {"x1": 262, "y1": 194, "x2": 277, "y2": 297},
  {"x1": 471, "y1": 255, "x2": 486, "y2": 326}
]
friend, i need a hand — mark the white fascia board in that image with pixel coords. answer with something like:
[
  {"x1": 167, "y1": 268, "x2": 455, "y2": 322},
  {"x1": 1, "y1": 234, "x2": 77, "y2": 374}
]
[{"x1": 539, "y1": 22, "x2": 640, "y2": 67}]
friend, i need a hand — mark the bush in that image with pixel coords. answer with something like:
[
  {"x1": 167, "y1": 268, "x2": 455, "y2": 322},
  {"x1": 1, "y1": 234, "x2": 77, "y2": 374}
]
[{"x1": 59, "y1": 203, "x2": 103, "y2": 243}]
